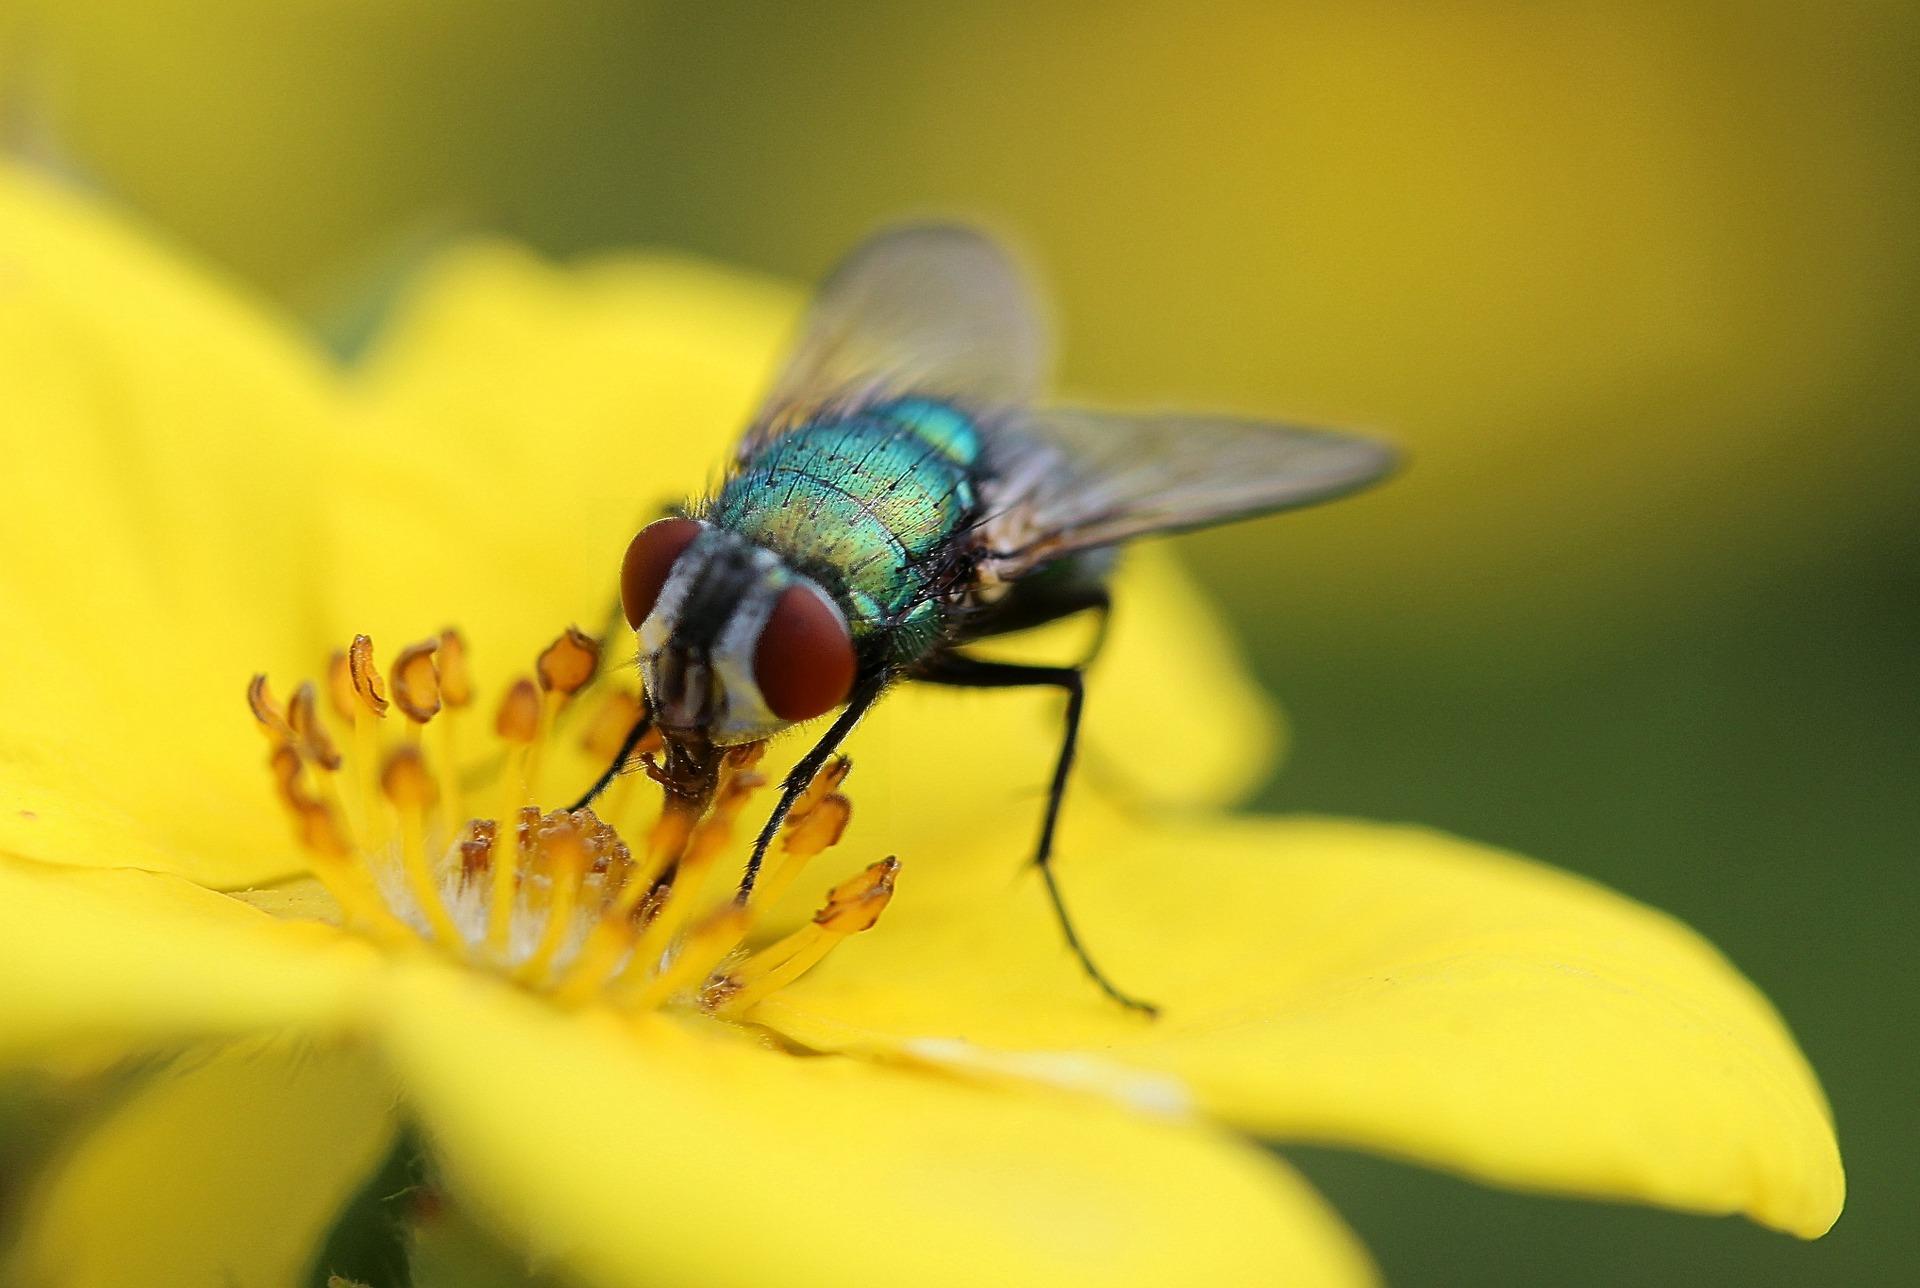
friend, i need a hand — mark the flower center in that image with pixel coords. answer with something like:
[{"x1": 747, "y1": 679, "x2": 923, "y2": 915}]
[{"x1": 247, "y1": 627, "x2": 894, "y2": 1016}]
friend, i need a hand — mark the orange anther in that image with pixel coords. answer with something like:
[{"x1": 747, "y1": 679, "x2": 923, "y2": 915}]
[
  {"x1": 458, "y1": 818, "x2": 498, "y2": 882},
  {"x1": 813, "y1": 856, "x2": 899, "y2": 934},
  {"x1": 583, "y1": 691, "x2": 659, "y2": 761},
  {"x1": 286, "y1": 681, "x2": 343, "y2": 771},
  {"x1": 391, "y1": 640, "x2": 443, "y2": 724},
  {"x1": 267, "y1": 743, "x2": 307, "y2": 810},
  {"x1": 537, "y1": 626, "x2": 601, "y2": 696},
  {"x1": 512, "y1": 803, "x2": 542, "y2": 845},
  {"x1": 347, "y1": 635, "x2": 389, "y2": 716},
  {"x1": 495, "y1": 677, "x2": 541, "y2": 743},
  {"x1": 325, "y1": 650, "x2": 358, "y2": 722},
  {"x1": 437, "y1": 628, "x2": 474, "y2": 708},
  {"x1": 783, "y1": 794, "x2": 851, "y2": 858},
  {"x1": 535, "y1": 816, "x2": 592, "y2": 878},
  {"x1": 568, "y1": 808, "x2": 631, "y2": 874},
  {"x1": 380, "y1": 746, "x2": 437, "y2": 810},
  {"x1": 791, "y1": 755, "x2": 852, "y2": 818},
  {"x1": 293, "y1": 798, "x2": 352, "y2": 859},
  {"x1": 247, "y1": 675, "x2": 292, "y2": 745}
]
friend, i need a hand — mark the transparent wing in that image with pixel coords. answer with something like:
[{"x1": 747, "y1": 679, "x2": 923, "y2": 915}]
[
  {"x1": 743, "y1": 225, "x2": 1049, "y2": 455},
  {"x1": 984, "y1": 409, "x2": 1398, "y2": 568}
]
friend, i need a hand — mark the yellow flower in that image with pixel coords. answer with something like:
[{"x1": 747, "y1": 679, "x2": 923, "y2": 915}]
[{"x1": 0, "y1": 164, "x2": 1842, "y2": 1288}]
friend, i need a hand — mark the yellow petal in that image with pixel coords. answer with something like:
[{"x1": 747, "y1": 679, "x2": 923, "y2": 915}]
[
  {"x1": 1075, "y1": 544, "x2": 1282, "y2": 809},
  {"x1": 0, "y1": 855, "x2": 377, "y2": 1064},
  {"x1": 379, "y1": 962, "x2": 1375, "y2": 1288},
  {"x1": 324, "y1": 243, "x2": 794, "y2": 697},
  {"x1": 7, "y1": 1038, "x2": 397, "y2": 1288},
  {"x1": 753, "y1": 811, "x2": 1844, "y2": 1238},
  {"x1": 0, "y1": 165, "x2": 336, "y2": 886}
]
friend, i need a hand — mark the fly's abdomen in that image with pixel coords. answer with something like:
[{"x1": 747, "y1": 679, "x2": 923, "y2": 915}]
[{"x1": 711, "y1": 399, "x2": 982, "y2": 657}]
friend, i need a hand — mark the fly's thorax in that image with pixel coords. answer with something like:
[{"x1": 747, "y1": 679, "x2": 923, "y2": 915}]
[
  {"x1": 712, "y1": 398, "x2": 986, "y2": 664},
  {"x1": 638, "y1": 524, "x2": 852, "y2": 745}
]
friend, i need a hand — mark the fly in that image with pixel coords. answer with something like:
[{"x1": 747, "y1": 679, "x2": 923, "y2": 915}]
[{"x1": 572, "y1": 226, "x2": 1396, "y2": 1014}]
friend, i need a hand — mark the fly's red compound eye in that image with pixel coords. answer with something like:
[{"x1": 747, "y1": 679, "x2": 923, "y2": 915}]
[
  {"x1": 620, "y1": 518, "x2": 704, "y2": 630},
  {"x1": 754, "y1": 585, "x2": 856, "y2": 721}
]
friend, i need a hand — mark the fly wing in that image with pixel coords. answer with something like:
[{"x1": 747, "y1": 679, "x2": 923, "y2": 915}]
[
  {"x1": 742, "y1": 225, "x2": 1048, "y2": 458},
  {"x1": 983, "y1": 408, "x2": 1398, "y2": 570}
]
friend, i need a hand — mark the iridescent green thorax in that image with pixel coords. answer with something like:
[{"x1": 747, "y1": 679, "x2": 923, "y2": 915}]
[{"x1": 709, "y1": 397, "x2": 983, "y2": 662}]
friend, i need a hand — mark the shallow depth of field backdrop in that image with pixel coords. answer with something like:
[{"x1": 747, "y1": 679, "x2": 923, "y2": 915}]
[{"x1": 2, "y1": 2, "x2": 1915, "y2": 1283}]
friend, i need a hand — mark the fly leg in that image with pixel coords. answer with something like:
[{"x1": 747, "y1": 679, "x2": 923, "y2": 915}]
[
  {"x1": 736, "y1": 673, "x2": 889, "y2": 901},
  {"x1": 916, "y1": 650, "x2": 1158, "y2": 1016},
  {"x1": 568, "y1": 704, "x2": 656, "y2": 812}
]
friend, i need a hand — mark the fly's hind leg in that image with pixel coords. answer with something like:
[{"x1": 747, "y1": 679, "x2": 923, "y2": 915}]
[{"x1": 916, "y1": 649, "x2": 1157, "y2": 1016}]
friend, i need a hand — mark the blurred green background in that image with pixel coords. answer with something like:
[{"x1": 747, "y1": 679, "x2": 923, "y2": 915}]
[{"x1": 3, "y1": 1, "x2": 1914, "y2": 1283}]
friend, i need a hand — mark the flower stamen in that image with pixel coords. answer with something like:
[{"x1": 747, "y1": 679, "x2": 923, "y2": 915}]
[
  {"x1": 381, "y1": 745, "x2": 465, "y2": 952},
  {"x1": 579, "y1": 688, "x2": 660, "y2": 830},
  {"x1": 490, "y1": 677, "x2": 542, "y2": 953},
  {"x1": 707, "y1": 857, "x2": 899, "y2": 1015},
  {"x1": 248, "y1": 626, "x2": 899, "y2": 1019},
  {"x1": 434, "y1": 627, "x2": 474, "y2": 847},
  {"x1": 524, "y1": 626, "x2": 600, "y2": 804},
  {"x1": 248, "y1": 695, "x2": 405, "y2": 939},
  {"x1": 623, "y1": 745, "x2": 766, "y2": 981},
  {"x1": 754, "y1": 759, "x2": 853, "y2": 913}
]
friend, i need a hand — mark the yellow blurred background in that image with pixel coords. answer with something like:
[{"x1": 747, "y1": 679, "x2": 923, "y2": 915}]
[{"x1": 3, "y1": 2, "x2": 1914, "y2": 1284}]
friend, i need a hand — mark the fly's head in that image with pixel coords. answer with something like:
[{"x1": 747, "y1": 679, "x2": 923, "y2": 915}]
[{"x1": 621, "y1": 518, "x2": 857, "y2": 748}]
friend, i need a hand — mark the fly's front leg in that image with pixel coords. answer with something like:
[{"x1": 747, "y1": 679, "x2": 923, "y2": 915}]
[
  {"x1": 917, "y1": 650, "x2": 1157, "y2": 1016},
  {"x1": 568, "y1": 703, "x2": 656, "y2": 812},
  {"x1": 736, "y1": 673, "x2": 888, "y2": 901}
]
